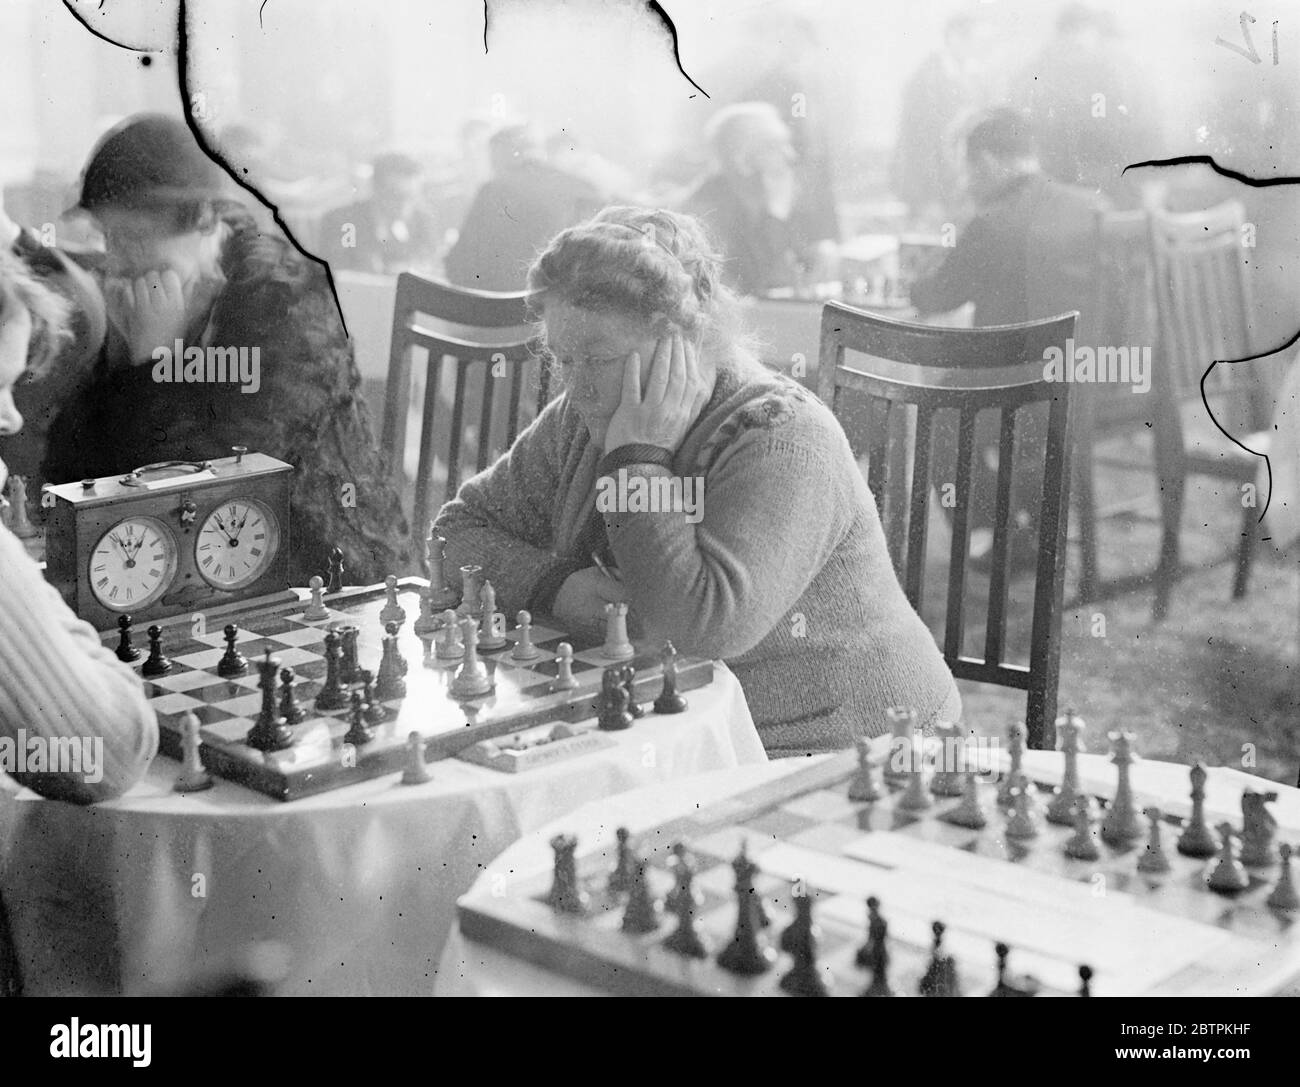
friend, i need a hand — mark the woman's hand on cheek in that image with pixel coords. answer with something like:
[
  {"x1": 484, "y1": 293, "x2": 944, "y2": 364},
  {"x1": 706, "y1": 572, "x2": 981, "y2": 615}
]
[
  {"x1": 107, "y1": 269, "x2": 190, "y2": 362},
  {"x1": 602, "y1": 332, "x2": 709, "y2": 454}
]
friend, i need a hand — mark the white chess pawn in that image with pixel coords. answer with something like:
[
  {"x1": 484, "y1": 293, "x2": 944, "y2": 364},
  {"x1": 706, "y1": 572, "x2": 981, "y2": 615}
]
[
  {"x1": 1267, "y1": 843, "x2": 1300, "y2": 911},
  {"x1": 436, "y1": 609, "x2": 464, "y2": 660},
  {"x1": 550, "y1": 642, "x2": 579, "y2": 691},
  {"x1": 450, "y1": 616, "x2": 493, "y2": 698},
  {"x1": 400, "y1": 731, "x2": 431, "y2": 785},
  {"x1": 173, "y1": 712, "x2": 213, "y2": 793},
  {"x1": 1136, "y1": 806, "x2": 1172, "y2": 874},
  {"x1": 413, "y1": 582, "x2": 440, "y2": 639},
  {"x1": 847, "y1": 737, "x2": 883, "y2": 802},
  {"x1": 303, "y1": 575, "x2": 330, "y2": 621},
  {"x1": 940, "y1": 772, "x2": 988, "y2": 829},
  {"x1": 380, "y1": 574, "x2": 407, "y2": 626},
  {"x1": 477, "y1": 581, "x2": 507, "y2": 650},
  {"x1": 600, "y1": 601, "x2": 634, "y2": 660},
  {"x1": 511, "y1": 610, "x2": 542, "y2": 661},
  {"x1": 883, "y1": 706, "x2": 916, "y2": 785}
]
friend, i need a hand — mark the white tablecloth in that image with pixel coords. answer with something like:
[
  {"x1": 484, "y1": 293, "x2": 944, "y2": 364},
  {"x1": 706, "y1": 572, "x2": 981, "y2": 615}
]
[{"x1": 0, "y1": 666, "x2": 763, "y2": 996}]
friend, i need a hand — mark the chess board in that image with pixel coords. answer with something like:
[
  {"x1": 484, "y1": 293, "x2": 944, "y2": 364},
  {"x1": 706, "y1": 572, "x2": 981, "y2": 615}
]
[
  {"x1": 101, "y1": 578, "x2": 713, "y2": 801},
  {"x1": 458, "y1": 748, "x2": 1300, "y2": 997}
]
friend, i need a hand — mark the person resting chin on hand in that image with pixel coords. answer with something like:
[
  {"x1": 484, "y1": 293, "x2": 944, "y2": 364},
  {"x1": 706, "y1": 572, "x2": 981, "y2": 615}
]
[{"x1": 433, "y1": 206, "x2": 960, "y2": 757}]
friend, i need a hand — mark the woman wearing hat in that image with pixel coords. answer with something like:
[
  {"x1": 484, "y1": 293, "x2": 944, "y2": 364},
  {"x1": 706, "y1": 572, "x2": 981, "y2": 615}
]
[{"x1": 43, "y1": 114, "x2": 410, "y2": 585}]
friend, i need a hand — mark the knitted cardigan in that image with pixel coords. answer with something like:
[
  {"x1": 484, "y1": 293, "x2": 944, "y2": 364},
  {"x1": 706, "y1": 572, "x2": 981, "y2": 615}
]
[{"x1": 433, "y1": 361, "x2": 961, "y2": 755}]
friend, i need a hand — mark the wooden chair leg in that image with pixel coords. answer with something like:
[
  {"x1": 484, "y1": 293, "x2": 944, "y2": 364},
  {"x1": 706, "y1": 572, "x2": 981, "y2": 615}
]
[
  {"x1": 1232, "y1": 502, "x2": 1256, "y2": 599},
  {"x1": 1072, "y1": 440, "x2": 1100, "y2": 602}
]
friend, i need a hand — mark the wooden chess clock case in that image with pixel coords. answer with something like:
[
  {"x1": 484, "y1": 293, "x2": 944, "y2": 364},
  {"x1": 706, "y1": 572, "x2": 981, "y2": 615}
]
[{"x1": 44, "y1": 451, "x2": 293, "y2": 631}]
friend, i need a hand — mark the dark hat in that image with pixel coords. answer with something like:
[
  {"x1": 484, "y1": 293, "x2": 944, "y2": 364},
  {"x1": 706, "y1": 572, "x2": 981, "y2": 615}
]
[{"x1": 74, "y1": 113, "x2": 228, "y2": 214}]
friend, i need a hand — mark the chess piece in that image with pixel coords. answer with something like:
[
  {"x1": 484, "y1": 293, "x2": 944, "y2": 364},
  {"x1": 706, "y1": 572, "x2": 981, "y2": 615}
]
[
  {"x1": 400, "y1": 731, "x2": 430, "y2": 785},
  {"x1": 1004, "y1": 776, "x2": 1041, "y2": 840},
  {"x1": 375, "y1": 622, "x2": 408, "y2": 700},
  {"x1": 315, "y1": 628, "x2": 349, "y2": 710},
  {"x1": 662, "y1": 848, "x2": 707, "y2": 958},
  {"x1": 998, "y1": 720, "x2": 1027, "y2": 807},
  {"x1": 424, "y1": 533, "x2": 461, "y2": 611},
  {"x1": 173, "y1": 712, "x2": 213, "y2": 793},
  {"x1": 343, "y1": 690, "x2": 374, "y2": 747},
  {"x1": 622, "y1": 857, "x2": 660, "y2": 934},
  {"x1": 550, "y1": 642, "x2": 578, "y2": 692},
  {"x1": 450, "y1": 617, "x2": 493, "y2": 698},
  {"x1": 412, "y1": 585, "x2": 440, "y2": 640},
  {"x1": 857, "y1": 896, "x2": 894, "y2": 997},
  {"x1": 929, "y1": 721, "x2": 965, "y2": 798},
  {"x1": 1267, "y1": 843, "x2": 1300, "y2": 911},
  {"x1": 884, "y1": 706, "x2": 917, "y2": 786},
  {"x1": 1240, "y1": 789, "x2": 1280, "y2": 867},
  {"x1": 940, "y1": 772, "x2": 989, "y2": 829},
  {"x1": 1064, "y1": 795, "x2": 1102, "y2": 861},
  {"x1": 597, "y1": 667, "x2": 634, "y2": 731},
  {"x1": 511, "y1": 610, "x2": 542, "y2": 661},
  {"x1": 115, "y1": 614, "x2": 141, "y2": 663},
  {"x1": 246, "y1": 650, "x2": 295, "y2": 752},
  {"x1": 620, "y1": 664, "x2": 645, "y2": 719},
  {"x1": 337, "y1": 625, "x2": 361, "y2": 685},
  {"x1": 1206, "y1": 823, "x2": 1250, "y2": 893},
  {"x1": 360, "y1": 670, "x2": 387, "y2": 725},
  {"x1": 847, "y1": 737, "x2": 884, "y2": 802},
  {"x1": 1078, "y1": 964, "x2": 1093, "y2": 997},
  {"x1": 477, "y1": 581, "x2": 507, "y2": 650},
  {"x1": 652, "y1": 641, "x2": 687, "y2": 713},
  {"x1": 989, "y1": 943, "x2": 1040, "y2": 997},
  {"x1": 1136, "y1": 806, "x2": 1172, "y2": 874},
  {"x1": 778, "y1": 890, "x2": 826, "y2": 996},
  {"x1": 545, "y1": 834, "x2": 589, "y2": 915},
  {"x1": 608, "y1": 827, "x2": 635, "y2": 896},
  {"x1": 1047, "y1": 709, "x2": 1085, "y2": 826},
  {"x1": 327, "y1": 546, "x2": 345, "y2": 593},
  {"x1": 457, "y1": 564, "x2": 484, "y2": 618},
  {"x1": 277, "y1": 668, "x2": 304, "y2": 725},
  {"x1": 435, "y1": 609, "x2": 464, "y2": 660},
  {"x1": 303, "y1": 575, "x2": 330, "y2": 621},
  {"x1": 217, "y1": 623, "x2": 248, "y2": 678},
  {"x1": 141, "y1": 625, "x2": 172, "y2": 677},
  {"x1": 716, "y1": 845, "x2": 776, "y2": 976},
  {"x1": 918, "y1": 921, "x2": 960, "y2": 997},
  {"x1": 1100, "y1": 731, "x2": 1143, "y2": 845},
  {"x1": 1177, "y1": 761, "x2": 1219, "y2": 858},
  {"x1": 379, "y1": 574, "x2": 407, "y2": 627},
  {"x1": 600, "y1": 601, "x2": 634, "y2": 660},
  {"x1": 897, "y1": 759, "x2": 933, "y2": 812}
]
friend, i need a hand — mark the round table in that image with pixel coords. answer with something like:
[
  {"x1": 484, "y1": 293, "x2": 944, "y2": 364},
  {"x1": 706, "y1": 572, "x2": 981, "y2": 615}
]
[{"x1": 0, "y1": 666, "x2": 763, "y2": 996}]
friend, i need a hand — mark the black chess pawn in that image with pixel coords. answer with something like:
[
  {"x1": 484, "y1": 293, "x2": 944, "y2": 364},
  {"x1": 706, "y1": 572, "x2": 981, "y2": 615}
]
[
  {"x1": 217, "y1": 623, "x2": 248, "y2": 678},
  {"x1": 989, "y1": 942, "x2": 1039, "y2": 997},
  {"x1": 359, "y1": 669, "x2": 387, "y2": 725},
  {"x1": 597, "y1": 668, "x2": 634, "y2": 731},
  {"x1": 315, "y1": 628, "x2": 349, "y2": 710},
  {"x1": 327, "y1": 546, "x2": 345, "y2": 593},
  {"x1": 608, "y1": 827, "x2": 635, "y2": 896},
  {"x1": 343, "y1": 690, "x2": 374, "y2": 747},
  {"x1": 375, "y1": 625, "x2": 408, "y2": 701},
  {"x1": 620, "y1": 665, "x2": 646, "y2": 719},
  {"x1": 246, "y1": 651, "x2": 295, "y2": 752},
  {"x1": 337, "y1": 625, "x2": 361, "y2": 686},
  {"x1": 277, "y1": 668, "x2": 304, "y2": 725},
  {"x1": 778, "y1": 891, "x2": 827, "y2": 996},
  {"x1": 857, "y1": 896, "x2": 894, "y2": 997},
  {"x1": 918, "y1": 921, "x2": 961, "y2": 997},
  {"x1": 545, "y1": 834, "x2": 589, "y2": 915},
  {"x1": 653, "y1": 641, "x2": 688, "y2": 714},
  {"x1": 386, "y1": 621, "x2": 409, "y2": 675},
  {"x1": 662, "y1": 856, "x2": 707, "y2": 959},
  {"x1": 621, "y1": 857, "x2": 660, "y2": 934},
  {"x1": 716, "y1": 846, "x2": 775, "y2": 976},
  {"x1": 141, "y1": 624, "x2": 172, "y2": 677},
  {"x1": 115, "y1": 614, "x2": 141, "y2": 663},
  {"x1": 1078, "y1": 964, "x2": 1093, "y2": 997}
]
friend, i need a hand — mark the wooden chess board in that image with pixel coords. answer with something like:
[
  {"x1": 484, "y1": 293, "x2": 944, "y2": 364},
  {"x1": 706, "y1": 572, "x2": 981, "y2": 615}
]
[
  {"x1": 101, "y1": 578, "x2": 712, "y2": 801},
  {"x1": 458, "y1": 748, "x2": 1300, "y2": 997}
]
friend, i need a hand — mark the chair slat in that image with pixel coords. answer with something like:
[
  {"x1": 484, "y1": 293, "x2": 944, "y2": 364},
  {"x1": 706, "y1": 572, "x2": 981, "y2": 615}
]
[
  {"x1": 984, "y1": 407, "x2": 1019, "y2": 666},
  {"x1": 943, "y1": 405, "x2": 978, "y2": 663},
  {"x1": 903, "y1": 404, "x2": 934, "y2": 608}
]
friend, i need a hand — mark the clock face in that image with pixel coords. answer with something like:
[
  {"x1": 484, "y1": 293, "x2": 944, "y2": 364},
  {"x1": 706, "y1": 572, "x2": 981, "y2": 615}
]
[
  {"x1": 195, "y1": 498, "x2": 280, "y2": 591},
  {"x1": 88, "y1": 517, "x2": 179, "y2": 612}
]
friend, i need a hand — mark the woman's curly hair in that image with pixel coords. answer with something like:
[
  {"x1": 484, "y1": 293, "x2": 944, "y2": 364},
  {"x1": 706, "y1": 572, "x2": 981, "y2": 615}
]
[
  {"x1": 0, "y1": 249, "x2": 73, "y2": 379},
  {"x1": 526, "y1": 206, "x2": 755, "y2": 367}
]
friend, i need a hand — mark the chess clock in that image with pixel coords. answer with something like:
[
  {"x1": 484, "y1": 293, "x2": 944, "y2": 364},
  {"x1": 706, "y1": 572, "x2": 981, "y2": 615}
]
[{"x1": 44, "y1": 448, "x2": 295, "y2": 631}]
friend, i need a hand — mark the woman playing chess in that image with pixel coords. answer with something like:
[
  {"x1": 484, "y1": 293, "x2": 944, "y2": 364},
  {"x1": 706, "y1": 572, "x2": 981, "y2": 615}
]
[
  {"x1": 434, "y1": 207, "x2": 960, "y2": 754},
  {"x1": 0, "y1": 249, "x2": 158, "y2": 803}
]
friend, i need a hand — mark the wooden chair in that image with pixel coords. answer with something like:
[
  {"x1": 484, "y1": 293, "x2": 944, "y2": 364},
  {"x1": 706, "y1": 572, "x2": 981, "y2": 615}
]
[
  {"x1": 817, "y1": 302, "x2": 1077, "y2": 749},
  {"x1": 381, "y1": 274, "x2": 551, "y2": 542},
  {"x1": 1146, "y1": 201, "x2": 1269, "y2": 620}
]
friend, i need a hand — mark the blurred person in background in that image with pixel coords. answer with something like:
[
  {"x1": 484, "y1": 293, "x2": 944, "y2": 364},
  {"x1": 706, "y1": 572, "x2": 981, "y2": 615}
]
[
  {"x1": 321, "y1": 151, "x2": 439, "y2": 275},
  {"x1": 443, "y1": 123, "x2": 602, "y2": 292},
  {"x1": 891, "y1": 11, "x2": 997, "y2": 227},
  {"x1": 683, "y1": 103, "x2": 838, "y2": 296}
]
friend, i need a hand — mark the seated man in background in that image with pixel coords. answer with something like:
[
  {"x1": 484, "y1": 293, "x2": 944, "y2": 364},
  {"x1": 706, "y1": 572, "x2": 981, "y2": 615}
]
[
  {"x1": 42, "y1": 114, "x2": 410, "y2": 586},
  {"x1": 910, "y1": 108, "x2": 1105, "y2": 568},
  {"x1": 320, "y1": 151, "x2": 440, "y2": 275},
  {"x1": 683, "y1": 102, "x2": 838, "y2": 296},
  {"x1": 443, "y1": 124, "x2": 602, "y2": 292}
]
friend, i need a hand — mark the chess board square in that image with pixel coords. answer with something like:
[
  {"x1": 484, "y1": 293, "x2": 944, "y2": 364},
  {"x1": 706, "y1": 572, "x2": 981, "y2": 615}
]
[
  {"x1": 783, "y1": 788, "x2": 860, "y2": 823},
  {"x1": 191, "y1": 626, "x2": 260, "y2": 648},
  {"x1": 248, "y1": 616, "x2": 300, "y2": 637},
  {"x1": 691, "y1": 826, "x2": 783, "y2": 863},
  {"x1": 786, "y1": 821, "x2": 864, "y2": 857},
  {"x1": 223, "y1": 673, "x2": 267, "y2": 691},
  {"x1": 147, "y1": 691, "x2": 204, "y2": 716},
  {"x1": 572, "y1": 647, "x2": 636, "y2": 668},
  {"x1": 178, "y1": 703, "x2": 238, "y2": 727},
  {"x1": 172, "y1": 648, "x2": 228, "y2": 672},
  {"x1": 270, "y1": 626, "x2": 329, "y2": 648},
  {"x1": 742, "y1": 808, "x2": 820, "y2": 842},
  {"x1": 218, "y1": 692, "x2": 267, "y2": 718},
  {"x1": 200, "y1": 716, "x2": 257, "y2": 745},
  {"x1": 693, "y1": 862, "x2": 735, "y2": 899},
  {"x1": 189, "y1": 680, "x2": 257, "y2": 704},
  {"x1": 268, "y1": 646, "x2": 322, "y2": 669},
  {"x1": 142, "y1": 668, "x2": 213, "y2": 694},
  {"x1": 289, "y1": 658, "x2": 328, "y2": 681}
]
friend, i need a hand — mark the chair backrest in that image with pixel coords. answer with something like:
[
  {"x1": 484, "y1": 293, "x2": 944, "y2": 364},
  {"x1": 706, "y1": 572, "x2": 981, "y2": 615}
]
[
  {"x1": 381, "y1": 273, "x2": 551, "y2": 540},
  {"x1": 1146, "y1": 201, "x2": 1260, "y2": 419},
  {"x1": 817, "y1": 302, "x2": 1077, "y2": 748}
]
